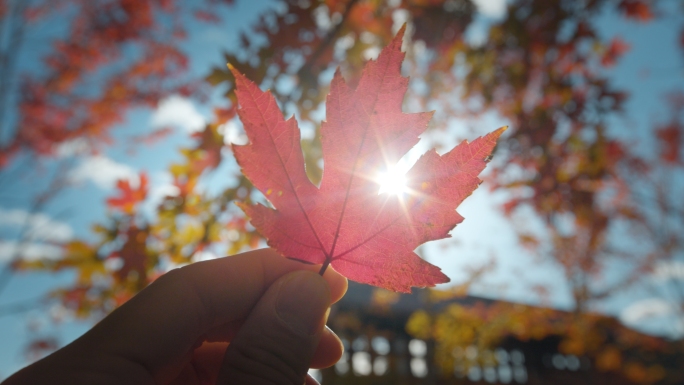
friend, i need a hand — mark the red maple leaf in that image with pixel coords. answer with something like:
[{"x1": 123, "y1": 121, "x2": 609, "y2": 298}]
[
  {"x1": 601, "y1": 38, "x2": 630, "y2": 67},
  {"x1": 106, "y1": 172, "x2": 149, "y2": 214},
  {"x1": 108, "y1": 225, "x2": 149, "y2": 283},
  {"x1": 618, "y1": 0, "x2": 654, "y2": 22},
  {"x1": 656, "y1": 123, "x2": 682, "y2": 164},
  {"x1": 194, "y1": 9, "x2": 221, "y2": 23},
  {"x1": 231, "y1": 26, "x2": 505, "y2": 292}
]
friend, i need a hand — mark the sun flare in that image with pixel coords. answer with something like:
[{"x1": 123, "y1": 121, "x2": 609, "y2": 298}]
[{"x1": 377, "y1": 167, "x2": 408, "y2": 195}]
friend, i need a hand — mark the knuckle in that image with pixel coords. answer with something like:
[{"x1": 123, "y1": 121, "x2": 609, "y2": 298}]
[
  {"x1": 155, "y1": 266, "x2": 185, "y2": 287},
  {"x1": 154, "y1": 264, "x2": 197, "y2": 294}
]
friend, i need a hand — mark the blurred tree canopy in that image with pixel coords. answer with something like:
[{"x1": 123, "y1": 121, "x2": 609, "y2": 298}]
[{"x1": 0, "y1": 0, "x2": 683, "y2": 383}]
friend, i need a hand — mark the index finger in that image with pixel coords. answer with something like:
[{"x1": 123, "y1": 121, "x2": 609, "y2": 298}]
[{"x1": 73, "y1": 248, "x2": 347, "y2": 380}]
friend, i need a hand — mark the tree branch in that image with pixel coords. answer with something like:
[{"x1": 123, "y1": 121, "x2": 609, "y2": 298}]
[
  {"x1": 296, "y1": 0, "x2": 359, "y2": 79},
  {"x1": 0, "y1": 160, "x2": 73, "y2": 297},
  {"x1": 0, "y1": 0, "x2": 28, "y2": 146},
  {"x1": 0, "y1": 296, "x2": 51, "y2": 317}
]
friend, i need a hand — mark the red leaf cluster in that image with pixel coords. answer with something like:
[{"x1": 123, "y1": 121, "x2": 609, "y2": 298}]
[
  {"x1": 108, "y1": 226, "x2": 149, "y2": 283},
  {"x1": 2, "y1": 0, "x2": 237, "y2": 165},
  {"x1": 656, "y1": 123, "x2": 682, "y2": 164},
  {"x1": 618, "y1": 0, "x2": 654, "y2": 22},
  {"x1": 601, "y1": 38, "x2": 630, "y2": 67}
]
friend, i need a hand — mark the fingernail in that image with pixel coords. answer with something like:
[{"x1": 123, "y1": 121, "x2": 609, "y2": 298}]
[{"x1": 276, "y1": 271, "x2": 331, "y2": 336}]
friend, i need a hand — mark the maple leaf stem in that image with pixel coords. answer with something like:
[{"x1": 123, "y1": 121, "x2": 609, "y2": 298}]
[{"x1": 318, "y1": 260, "x2": 330, "y2": 276}]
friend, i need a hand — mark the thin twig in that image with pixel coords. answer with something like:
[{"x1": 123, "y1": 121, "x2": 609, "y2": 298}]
[
  {"x1": 297, "y1": 0, "x2": 359, "y2": 79},
  {"x1": 0, "y1": 0, "x2": 28, "y2": 144},
  {"x1": 0, "y1": 159, "x2": 73, "y2": 297},
  {"x1": 0, "y1": 296, "x2": 51, "y2": 317}
]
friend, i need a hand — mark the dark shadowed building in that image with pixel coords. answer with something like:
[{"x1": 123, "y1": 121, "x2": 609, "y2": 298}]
[{"x1": 319, "y1": 282, "x2": 683, "y2": 385}]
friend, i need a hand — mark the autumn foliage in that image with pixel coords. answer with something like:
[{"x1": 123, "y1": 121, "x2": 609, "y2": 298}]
[{"x1": 1, "y1": 0, "x2": 683, "y2": 383}]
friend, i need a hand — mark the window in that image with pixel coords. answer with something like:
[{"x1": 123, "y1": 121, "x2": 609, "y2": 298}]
[
  {"x1": 352, "y1": 352, "x2": 372, "y2": 376},
  {"x1": 484, "y1": 366, "x2": 497, "y2": 383},
  {"x1": 411, "y1": 357, "x2": 428, "y2": 378},
  {"x1": 566, "y1": 355, "x2": 580, "y2": 371},
  {"x1": 373, "y1": 356, "x2": 388, "y2": 375},
  {"x1": 371, "y1": 336, "x2": 390, "y2": 355},
  {"x1": 352, "y1": 336, "x2": 368, "y2": 352},
  {"x1": 468, "y1": 366, "x2": 482, "y2": 381},
  {"x1": 513, "y1": 366, "x2": 527, "y2": 383},
  {"x1": 409, "y1": 339, "x2": 428, "y2": 378},
  {"x1": 408, "y1": 339, "x2": 427, "y2": 357},
  {"x1": 335, "y1": 351, "x2": 349, "y2": 375},
  {"x1": 498, "y1": 365, "x2": 512, "y2": 383}
]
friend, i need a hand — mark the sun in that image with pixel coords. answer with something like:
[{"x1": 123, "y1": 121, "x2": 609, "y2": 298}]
[{"x1": 376, "y1": 167, "x2": 408, "y2": 195}]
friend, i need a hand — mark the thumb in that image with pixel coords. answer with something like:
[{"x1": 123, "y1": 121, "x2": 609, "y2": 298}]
[{"x1": 217, "y1": 270, "x2": 331, "y2": 385}]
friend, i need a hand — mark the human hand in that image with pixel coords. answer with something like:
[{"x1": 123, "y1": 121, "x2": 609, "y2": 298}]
[{"x1": 3, "y1": 248, "x2": 347, "y2": 385}]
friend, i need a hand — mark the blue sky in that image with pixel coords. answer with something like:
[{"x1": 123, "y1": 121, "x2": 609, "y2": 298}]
[{"x1": 0, "y1": 0, "x2": 683, "y2": 378}]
